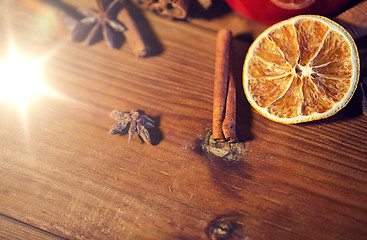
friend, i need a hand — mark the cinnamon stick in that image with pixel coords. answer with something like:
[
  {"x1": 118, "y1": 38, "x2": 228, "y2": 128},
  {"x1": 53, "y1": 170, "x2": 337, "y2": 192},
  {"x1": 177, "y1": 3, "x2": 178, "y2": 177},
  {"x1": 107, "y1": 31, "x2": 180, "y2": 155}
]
[
  {"x1": 334, "y1": 0, "x2": 367, "y2": 40},
  {"x1": 213, "y1": 29, "x2": 231, "y2": 142},
  {"x1": 222, "y1": 63, "x2": 237, "y2": 142},
  {"x1": 117, "y1": 6, "x2": 150, "y2": 58},
  {"x1": 360, "y1": 81, "x2": 367, "y2": 116}
]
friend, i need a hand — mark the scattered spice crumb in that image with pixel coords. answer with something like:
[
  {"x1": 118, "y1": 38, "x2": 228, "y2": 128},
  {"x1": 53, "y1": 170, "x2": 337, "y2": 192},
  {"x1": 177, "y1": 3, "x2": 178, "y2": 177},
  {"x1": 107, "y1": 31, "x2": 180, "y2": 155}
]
[{"x1": 187, "y1": 128, "x2": 247, "y2": 162}]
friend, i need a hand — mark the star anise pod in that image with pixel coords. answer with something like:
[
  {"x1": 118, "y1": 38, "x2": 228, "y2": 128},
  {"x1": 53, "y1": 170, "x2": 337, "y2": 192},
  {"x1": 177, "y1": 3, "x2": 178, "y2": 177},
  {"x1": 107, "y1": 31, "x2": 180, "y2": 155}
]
[
  {"x1": 109, "y1": 110, "x2": 155, "y2": 144},
  {"x1": 72, "y1": 0, "x2": 126, "y2": 48}
]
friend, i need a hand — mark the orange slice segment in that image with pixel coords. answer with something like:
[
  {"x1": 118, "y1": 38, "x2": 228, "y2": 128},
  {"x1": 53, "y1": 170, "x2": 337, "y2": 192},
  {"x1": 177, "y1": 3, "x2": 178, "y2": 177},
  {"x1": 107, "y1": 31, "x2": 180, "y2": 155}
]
[{"x1": 243, "y1": 15, "x2": 360, "y2": 124}]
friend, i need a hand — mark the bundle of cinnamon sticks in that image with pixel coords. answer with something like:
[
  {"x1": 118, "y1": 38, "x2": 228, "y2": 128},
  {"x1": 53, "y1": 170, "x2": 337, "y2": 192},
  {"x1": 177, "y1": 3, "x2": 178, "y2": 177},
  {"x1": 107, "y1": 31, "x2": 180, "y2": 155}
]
[{"x1": 213, "y1": 29, "x2": 237, "y2": 143}]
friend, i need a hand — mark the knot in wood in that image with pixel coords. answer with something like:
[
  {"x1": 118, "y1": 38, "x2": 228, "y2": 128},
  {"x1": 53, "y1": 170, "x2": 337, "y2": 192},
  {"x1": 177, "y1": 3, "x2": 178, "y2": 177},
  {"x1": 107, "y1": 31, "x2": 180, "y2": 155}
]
[{"x1": 209, "y1": 220, "x2": 233, "y2": 239}]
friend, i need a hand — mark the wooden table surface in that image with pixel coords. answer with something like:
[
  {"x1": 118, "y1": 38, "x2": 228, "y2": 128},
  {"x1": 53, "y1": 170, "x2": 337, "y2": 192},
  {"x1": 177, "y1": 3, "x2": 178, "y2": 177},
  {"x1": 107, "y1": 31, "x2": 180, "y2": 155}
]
[{"x1": 1, "y1": 0, "x2": 367, "y2": 239}]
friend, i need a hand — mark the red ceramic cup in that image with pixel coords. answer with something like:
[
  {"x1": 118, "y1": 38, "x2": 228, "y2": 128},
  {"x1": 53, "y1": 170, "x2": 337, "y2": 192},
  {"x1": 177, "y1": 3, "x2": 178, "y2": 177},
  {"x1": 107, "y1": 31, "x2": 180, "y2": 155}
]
[{"x1": 224, "y1": 0, "x2": 352, "y2": 25}]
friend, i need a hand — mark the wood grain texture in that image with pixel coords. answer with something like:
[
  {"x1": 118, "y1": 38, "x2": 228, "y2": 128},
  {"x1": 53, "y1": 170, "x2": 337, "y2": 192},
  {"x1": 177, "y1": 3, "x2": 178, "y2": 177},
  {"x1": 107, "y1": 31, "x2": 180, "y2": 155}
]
[
  {"x1": 335, "y1": 0, "x2": 367, "y2": 39},
  {"x1": 0, "y1": 214, "x2": 65, "y2": 240},
  {"x1": 1, "y1": 1, "x2": 367, "y2": 240}
]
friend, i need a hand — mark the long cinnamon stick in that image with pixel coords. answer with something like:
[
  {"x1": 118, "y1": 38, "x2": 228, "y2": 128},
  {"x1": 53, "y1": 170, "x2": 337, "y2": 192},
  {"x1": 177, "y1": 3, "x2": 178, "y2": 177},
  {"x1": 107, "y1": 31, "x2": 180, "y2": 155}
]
[
  {"x1": 334, "y1": 0, "x2": 367, "y2": 40},
  {"x1": 360, "y1": 81, "x2": 367, "y2": 116},
  {"x1": 213, "y1": 29, "x2": 231, "y2": 142},
  {"x1": 117, "y1": 6, "x2": 150, "y2": 58},
  {"x1": 222, "y1": 63, "x2": 237, "y2": 142}
]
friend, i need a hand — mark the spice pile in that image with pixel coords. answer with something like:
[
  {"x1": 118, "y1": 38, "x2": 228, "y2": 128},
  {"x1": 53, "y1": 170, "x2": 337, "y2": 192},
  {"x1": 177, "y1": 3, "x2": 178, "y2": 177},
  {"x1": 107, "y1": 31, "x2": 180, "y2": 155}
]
[{"x1": 192, "y1": 129, "x2": 246, "y2": 162}]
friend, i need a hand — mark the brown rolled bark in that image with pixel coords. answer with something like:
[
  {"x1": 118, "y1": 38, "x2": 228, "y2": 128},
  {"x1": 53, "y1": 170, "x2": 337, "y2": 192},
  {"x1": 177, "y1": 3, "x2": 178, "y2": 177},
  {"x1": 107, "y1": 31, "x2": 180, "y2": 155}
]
[
  {"x1": 117, "y1": 6, "x2": 150, "y2": 58},
  {"x1": 212, "y1": 29, "x2": 231, "y2": 142},
  {"x1": 212, "y1": 28, "x2": 237, "y2": 143},
  {"x1": 222, "y1": 64, "x2": 237, "y2": 142}
]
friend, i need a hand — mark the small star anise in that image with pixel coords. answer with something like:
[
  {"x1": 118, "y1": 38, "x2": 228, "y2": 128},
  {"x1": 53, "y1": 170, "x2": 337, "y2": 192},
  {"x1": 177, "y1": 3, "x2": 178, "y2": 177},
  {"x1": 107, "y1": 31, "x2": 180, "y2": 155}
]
[
  {"x1": 72, "y1": 0, "x2": 126, "y2": 48},
  {"x1": 109, "y1": 110, "x2": 155, "y2": 144}
]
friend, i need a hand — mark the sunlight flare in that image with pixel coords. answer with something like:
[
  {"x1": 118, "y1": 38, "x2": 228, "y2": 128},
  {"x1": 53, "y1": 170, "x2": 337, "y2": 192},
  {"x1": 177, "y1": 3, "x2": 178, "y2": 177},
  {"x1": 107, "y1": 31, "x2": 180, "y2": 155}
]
[{"x1": 0, "y1": 47, "x2": 56, "y2": 113}]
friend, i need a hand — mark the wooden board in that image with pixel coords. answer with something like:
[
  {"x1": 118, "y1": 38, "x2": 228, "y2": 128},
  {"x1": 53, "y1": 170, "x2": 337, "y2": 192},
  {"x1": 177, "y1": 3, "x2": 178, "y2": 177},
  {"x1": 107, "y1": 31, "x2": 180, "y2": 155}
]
[
  {"x1": 0, "y1": 214, "x2": 65, "y2": 240},
  {"x1": 1, "y1": 1, "x2": 367, "y2": 240}
]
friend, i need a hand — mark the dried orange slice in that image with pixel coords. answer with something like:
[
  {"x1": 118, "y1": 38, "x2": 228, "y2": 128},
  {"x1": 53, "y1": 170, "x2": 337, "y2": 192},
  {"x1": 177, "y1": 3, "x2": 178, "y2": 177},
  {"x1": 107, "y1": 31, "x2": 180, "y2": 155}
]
[{"x1": 243, "y1": 15, "x2": 360, "y2": 124}]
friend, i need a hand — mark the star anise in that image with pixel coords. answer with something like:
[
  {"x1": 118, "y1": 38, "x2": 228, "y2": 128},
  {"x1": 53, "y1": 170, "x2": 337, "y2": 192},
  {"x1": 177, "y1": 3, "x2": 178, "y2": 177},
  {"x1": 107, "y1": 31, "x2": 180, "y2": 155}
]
[
  {"x1": 72, "y1": 0, "x2": 126, "y2": 48},
  {"x1": 109, "y1": 110, "x2": 155, "y2": 144}
]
